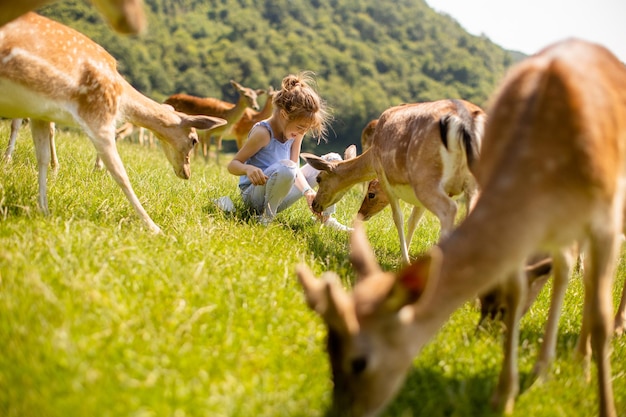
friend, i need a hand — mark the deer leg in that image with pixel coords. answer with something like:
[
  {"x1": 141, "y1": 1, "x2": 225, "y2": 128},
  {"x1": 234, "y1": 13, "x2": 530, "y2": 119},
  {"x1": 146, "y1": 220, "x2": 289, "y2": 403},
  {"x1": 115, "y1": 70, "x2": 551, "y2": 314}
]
[
  {"x1": 388, "y1": 195, "x2": 409, "y2": 264},
  {"x1": 378, "y1": 175, "x2": 410, "y2": 264},
  {"x1": 94, "y1": 155, "x2": 105, "y2": 170},
  {"x1": 30, "y1": 120, "x2": 53, "y2": 215},
  {"x1": 48, "y1": 122, "x2": 59, "y2": 173},
  {"x1": 614, "y1": 280, "x2": 626, "y2": 336},
  {"x1": 4, "y1": 118, "x2": 23, "y2": 162},
  {"x1": 215, "y1": 135, "x2": 223, "y2": 164},
  {"x1": 89, "y1": 129, "x2": 161, "y2": 234},
  {"x1": 405, "y1": 205, "x2": 425, "y2": 250},
  {"x1": 532, "y1": 248, "x2": 574, "y2": 380},
  {"x1": 579, "y1": 229, "x2": 618, "y2": 417},
  {"x1": 417, "y1": 188, "x2": 458, "y2": 240},
  {"x1": 194, "y1": 131, "x2": 206, "y2": 161},
  {"x1": 202, "y1": 134, "x2": 210, "y2": 163},
  {"x1": 491, "y1": 267, "x2": 526, "y2": 415}
]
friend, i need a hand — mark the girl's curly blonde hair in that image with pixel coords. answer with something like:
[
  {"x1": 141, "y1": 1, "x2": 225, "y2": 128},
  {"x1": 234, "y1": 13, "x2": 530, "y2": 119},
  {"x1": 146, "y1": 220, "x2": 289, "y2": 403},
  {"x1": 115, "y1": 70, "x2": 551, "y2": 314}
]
[{"x1": 273, "y1": 71, "x2": 332, "y2": 142}]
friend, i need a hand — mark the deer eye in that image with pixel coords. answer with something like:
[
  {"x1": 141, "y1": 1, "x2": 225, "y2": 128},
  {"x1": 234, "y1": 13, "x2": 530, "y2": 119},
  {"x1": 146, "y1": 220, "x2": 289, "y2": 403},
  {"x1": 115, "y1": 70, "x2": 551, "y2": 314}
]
[
  {"x1": 368, "y1": 193, "x2": 375, "y2": 199},
  {"x1": 315, "y1": 175, "x2": 322, "y2": 184},
  {"x1": 351, "y1": 357, "x2": 367, "y2": 375}
]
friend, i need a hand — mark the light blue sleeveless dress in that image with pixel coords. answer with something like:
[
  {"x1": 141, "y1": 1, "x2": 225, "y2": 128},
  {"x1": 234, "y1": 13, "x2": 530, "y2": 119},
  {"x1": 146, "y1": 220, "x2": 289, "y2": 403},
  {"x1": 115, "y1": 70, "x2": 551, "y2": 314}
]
[{"x1": 239, "y1": 121, "x2": 299, "y2": 218}]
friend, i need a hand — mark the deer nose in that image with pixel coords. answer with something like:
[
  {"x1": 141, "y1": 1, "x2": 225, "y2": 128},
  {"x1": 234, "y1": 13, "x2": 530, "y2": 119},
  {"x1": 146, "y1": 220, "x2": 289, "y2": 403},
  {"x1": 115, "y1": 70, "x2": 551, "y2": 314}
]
[{"x1": 311, "y1": 200, "x2": 323, "y2": 213}]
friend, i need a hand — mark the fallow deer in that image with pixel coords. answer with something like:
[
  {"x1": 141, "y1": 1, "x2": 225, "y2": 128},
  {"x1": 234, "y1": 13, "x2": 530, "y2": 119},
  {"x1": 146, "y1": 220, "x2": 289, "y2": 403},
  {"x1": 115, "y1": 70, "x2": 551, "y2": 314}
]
[
  {"x1": 0, "y1": 13, "x2": 226, "y2": 233},
  {"x1": 164, "y1": 81, "x2": 264, "y2": 163},
  {"x1": 301, "y1": 99, "x2": 484, "y2": 264},
  {"x1": 297, "y1": 38, "x2": 626, "y2": 417},
  {"x1": 0, "y1": 0, "x2": 146, "y2": 34},
  {"x1": 221, "y1": 86, "x2": 277, "y2": 149}
]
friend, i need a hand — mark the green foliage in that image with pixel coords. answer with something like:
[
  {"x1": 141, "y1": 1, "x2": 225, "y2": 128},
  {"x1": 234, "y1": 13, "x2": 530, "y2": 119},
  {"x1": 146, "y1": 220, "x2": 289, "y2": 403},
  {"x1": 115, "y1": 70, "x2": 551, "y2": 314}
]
[
  {"x1": 1, "y1": 123, "x2": 625, "y2": 417},
  {"x1": 36, "y1": 0, "x2": 513, "y2": 154}
]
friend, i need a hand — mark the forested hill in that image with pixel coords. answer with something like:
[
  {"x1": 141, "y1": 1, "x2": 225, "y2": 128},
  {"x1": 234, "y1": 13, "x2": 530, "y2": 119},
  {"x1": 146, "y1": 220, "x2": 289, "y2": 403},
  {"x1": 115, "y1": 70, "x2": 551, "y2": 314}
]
[{"x1": 38, "y1": 0, "x2": 516, "y2": 154}]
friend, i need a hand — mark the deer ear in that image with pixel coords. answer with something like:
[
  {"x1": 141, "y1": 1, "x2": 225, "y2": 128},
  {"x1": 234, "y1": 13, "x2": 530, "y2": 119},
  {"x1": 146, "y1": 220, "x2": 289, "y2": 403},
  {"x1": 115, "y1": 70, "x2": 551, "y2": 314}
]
[
  {"x1": 300, "y1": 153, "x2": 333, "y2": 171},
  {"x1": 344, "y1": 144, "x2": 357, "y2": 160},
  {"x1": 296, "y1": 264, "x2": 354, "y2": 333},
  {"x1": 296, "y1": 263, "x2": 327, "y2": 313},
  {"x1": 185, "y1": 115, "x2": 227, "y2": 130},
  {"x1": 390, "y1": 246, "x2": 443, "y2": 310},
  {"x1": 349, "y1": 217, "x2": 381, "y2": 280}
]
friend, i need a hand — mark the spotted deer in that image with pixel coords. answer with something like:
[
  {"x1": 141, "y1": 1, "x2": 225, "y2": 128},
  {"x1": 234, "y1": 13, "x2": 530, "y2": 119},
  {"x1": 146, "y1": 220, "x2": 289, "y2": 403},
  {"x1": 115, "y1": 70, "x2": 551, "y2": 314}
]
[
  {"x1": 297, "y1": 39, "x2": 626, "y2": 417},
  {"x1": 164, "y1": 81, "x2": 264, "y2": 163},
  {"x1": 0, "y1": 13, "x2": 226, "y2": 233},
  {"x1": 0, "y1": 0, "x2": 146, "y2": 34},
  {"x1": 301, "y1": 99, "x2": 484, "y2": 264}
]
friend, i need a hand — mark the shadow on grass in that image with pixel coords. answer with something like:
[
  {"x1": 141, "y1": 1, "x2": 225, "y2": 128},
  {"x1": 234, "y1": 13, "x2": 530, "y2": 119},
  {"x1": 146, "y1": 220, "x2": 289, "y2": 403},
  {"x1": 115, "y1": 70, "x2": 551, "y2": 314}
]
[
  {"x1": 379, "y1": 327, "x2": 588, "y2": 417},
  {"x1": 381, "y1": 365, "x2": 503, "y2": 417}
]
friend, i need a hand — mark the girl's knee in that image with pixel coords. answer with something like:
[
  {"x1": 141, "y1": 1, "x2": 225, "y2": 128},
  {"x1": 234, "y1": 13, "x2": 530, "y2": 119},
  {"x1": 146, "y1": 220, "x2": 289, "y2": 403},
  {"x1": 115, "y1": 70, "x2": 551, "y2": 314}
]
[{"x1": 273, "y1": 160, "x2": 298, "y2": 180}]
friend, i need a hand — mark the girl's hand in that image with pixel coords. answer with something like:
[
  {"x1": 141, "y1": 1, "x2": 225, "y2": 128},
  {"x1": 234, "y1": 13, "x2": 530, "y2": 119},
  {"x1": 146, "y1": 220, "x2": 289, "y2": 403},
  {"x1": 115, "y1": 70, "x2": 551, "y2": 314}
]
[
  {"x1": 247, "y1": 166, "x2": 268, "y2": 185},
  {"x1": 304, "y1": 189, "x2": 321, "y2": 217}
]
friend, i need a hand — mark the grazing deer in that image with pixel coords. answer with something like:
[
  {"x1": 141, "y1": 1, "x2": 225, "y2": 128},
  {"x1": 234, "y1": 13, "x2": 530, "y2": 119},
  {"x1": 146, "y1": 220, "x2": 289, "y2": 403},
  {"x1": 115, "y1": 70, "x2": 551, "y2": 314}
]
[
  {"x1": 297, "y1": 38, "x2": 626, "y2": 417},
  {"x1": 221, "y1": 86, "x2": 277, "y2": 150},
  {"x1": 0, "y1": 13, "x2": 226, "y2": 233},
  {"x1": 0, "y1": 0, "x2": 146, "y2": 34},
  {"x1": 301, "y1": 99, "x2": 484, "y2": 264},
  {"x1": 3, "y1": 118, "x2": 59, "y2": 172},
  {"x1": 164, "y1": 81, "x2": 264, "y2": 163}
]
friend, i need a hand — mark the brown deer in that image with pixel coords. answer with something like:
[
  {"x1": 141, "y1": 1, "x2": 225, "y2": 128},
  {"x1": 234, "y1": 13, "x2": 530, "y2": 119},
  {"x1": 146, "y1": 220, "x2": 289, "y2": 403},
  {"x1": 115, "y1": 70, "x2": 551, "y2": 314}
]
[
  {"x1": 220, "y1": 86, "x2": 277, "y2": 149},
  {"x1": 0, "y1": 0, "x2": 146, "y2": 34},
  {"x1": 164, "y1": 81, "x2": 264, "y2": 163},
  {"x1": 301, "y1": 99, "x2": 484, "y2": 264},
  {"x1": 0, "y1": 13, "x2": 226, "y2": 233},
  {"x1": 297, "y1": 38, "x2": 626, "y2": 417}
]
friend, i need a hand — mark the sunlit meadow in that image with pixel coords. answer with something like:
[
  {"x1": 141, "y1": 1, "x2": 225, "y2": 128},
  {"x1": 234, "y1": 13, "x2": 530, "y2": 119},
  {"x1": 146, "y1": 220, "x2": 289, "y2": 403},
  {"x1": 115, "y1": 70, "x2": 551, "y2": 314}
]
[{"x1": 0, "y1": 121, "x2": 624, "y2": 417}]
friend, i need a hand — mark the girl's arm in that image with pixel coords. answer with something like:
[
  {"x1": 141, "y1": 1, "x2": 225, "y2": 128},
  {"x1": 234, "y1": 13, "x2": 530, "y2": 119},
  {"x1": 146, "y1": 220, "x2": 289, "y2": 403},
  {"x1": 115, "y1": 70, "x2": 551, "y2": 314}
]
[
  {"x1": 291, "y1": 136, "x2": 317, "y2": 205},
  {"x1": 227, "y1": 125, "x2": 271, "y2": 185}
]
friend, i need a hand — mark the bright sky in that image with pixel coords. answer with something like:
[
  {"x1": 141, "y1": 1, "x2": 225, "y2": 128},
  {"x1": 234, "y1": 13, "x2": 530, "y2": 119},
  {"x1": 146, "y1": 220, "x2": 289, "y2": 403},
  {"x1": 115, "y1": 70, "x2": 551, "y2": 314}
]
[{"x1": 425, "y1": 0, "x2": 626, "y2": 62}]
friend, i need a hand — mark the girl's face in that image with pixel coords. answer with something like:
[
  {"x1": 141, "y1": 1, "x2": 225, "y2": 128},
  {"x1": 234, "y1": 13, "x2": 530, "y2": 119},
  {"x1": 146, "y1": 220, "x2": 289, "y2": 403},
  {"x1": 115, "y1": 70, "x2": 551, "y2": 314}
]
[{"x1": 284, "y1": 117, "x2": 313, "y2": 141}]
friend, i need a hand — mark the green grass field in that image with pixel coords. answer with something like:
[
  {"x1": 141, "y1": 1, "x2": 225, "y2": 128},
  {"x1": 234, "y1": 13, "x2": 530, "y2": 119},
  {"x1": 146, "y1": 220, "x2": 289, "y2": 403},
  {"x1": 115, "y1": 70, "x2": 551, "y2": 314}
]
[{"x1": 0, "y1": 121, "x2": 625, "y2": 417}]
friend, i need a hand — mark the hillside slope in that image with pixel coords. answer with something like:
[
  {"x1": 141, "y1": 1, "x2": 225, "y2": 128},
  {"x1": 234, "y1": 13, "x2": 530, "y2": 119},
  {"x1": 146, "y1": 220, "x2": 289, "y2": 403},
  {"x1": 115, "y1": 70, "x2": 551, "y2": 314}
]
[{"x1": 38, "y1": 0, "x2": 514, "y2": 153}]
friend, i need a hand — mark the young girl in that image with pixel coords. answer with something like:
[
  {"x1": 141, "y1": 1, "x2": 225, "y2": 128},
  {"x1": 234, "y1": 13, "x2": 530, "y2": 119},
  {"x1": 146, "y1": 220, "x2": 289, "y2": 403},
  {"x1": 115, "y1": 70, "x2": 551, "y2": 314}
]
[{"x1": 227, "y1": 72, "x2": 350, "y2": 230}]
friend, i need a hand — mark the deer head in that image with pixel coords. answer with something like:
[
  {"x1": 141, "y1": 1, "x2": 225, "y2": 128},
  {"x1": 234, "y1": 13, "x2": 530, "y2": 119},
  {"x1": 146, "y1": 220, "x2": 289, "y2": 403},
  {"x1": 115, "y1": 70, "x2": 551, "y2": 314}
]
[
  {"x1": 230, "y1": 80, "x2": 263, "y2": 111},
  {"x1": 301, "y1": 148, "x2": 375, "y2": 214},
  {"x1": 358, "y1": 179, "x2": 388, "y2": 221},
  {"x1": 297, "y1": 219, "x2": 438, "y2": 416}
]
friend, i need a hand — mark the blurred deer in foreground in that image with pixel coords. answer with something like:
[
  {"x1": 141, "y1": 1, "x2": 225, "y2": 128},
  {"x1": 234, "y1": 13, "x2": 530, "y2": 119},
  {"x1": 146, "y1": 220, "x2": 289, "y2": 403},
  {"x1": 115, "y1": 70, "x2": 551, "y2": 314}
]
[
  {"x1": 297, "y1": 38, "x2": 626, "y2": 417},
  {"x1": 0, "y1": 0, "x2": 146, "y2": 34},
  {"x1": 302, "y1": 99, "x2": 484, "y2": 264},
  {"x1": 0, "y1": 13, "x2": 225, "y2": 233}
]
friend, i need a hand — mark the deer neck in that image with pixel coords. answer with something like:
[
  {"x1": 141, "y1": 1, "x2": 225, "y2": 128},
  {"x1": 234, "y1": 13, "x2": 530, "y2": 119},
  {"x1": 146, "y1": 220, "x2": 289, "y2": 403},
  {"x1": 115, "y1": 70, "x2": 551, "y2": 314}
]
[
  {"x1": 121, "y1": 83, "x2": 177, "y2": 140},
  {"x1": 336, "y1": 149, "x2": 377, "y2": 187},
  {"x1": 406, "y1": 191, "x2": 543, "y2": 355},
  {"x1": 255, "y1": 97, "x2": 274, "y2": 121},
  {"x1": 222, "y1": 95, "x2": 250, "y2": 124}
]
